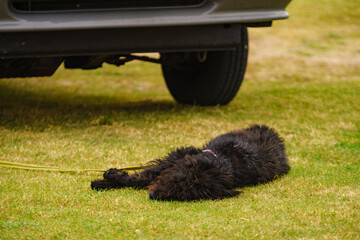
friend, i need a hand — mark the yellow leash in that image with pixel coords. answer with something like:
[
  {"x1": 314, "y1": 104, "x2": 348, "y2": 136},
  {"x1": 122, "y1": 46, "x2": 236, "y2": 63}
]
[{"x1": 0, "y1": 160, "x2": 145, "y2": 173}]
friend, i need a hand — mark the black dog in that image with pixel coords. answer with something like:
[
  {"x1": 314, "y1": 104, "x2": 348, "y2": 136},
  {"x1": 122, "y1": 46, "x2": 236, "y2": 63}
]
[{"x1": 91, "y1": 125, "x2": 290, "y2": 201}]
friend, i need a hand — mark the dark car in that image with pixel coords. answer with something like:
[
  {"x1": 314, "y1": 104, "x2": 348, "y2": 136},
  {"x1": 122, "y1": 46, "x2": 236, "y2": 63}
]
[{"x1": 0, "y1": 0, "x2": 292, "y2": 105}]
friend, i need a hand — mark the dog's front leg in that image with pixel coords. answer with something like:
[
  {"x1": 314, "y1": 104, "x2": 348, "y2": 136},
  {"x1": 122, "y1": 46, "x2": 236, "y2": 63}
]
[
  {"x1": 91, "y1": 168, "x2": 137, "y2": 190},
  {"x1": 91, "y1": 146, "x2": 201, "y2": 191},
  {"x1": 91, "y1": 167, "x2": 158, "y2": 190}
]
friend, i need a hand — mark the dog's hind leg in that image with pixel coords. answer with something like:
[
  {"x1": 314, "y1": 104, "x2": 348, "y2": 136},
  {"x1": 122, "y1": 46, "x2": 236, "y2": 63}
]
[{"x1": 147, "y1": 155, "x2": 242, "y2": 201}]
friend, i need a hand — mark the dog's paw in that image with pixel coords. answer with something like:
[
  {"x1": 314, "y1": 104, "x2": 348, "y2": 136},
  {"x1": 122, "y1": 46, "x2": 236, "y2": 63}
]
[
  {"x1": 103, "y1": 168, "x2": 118, "y2": 179},
  {"x1": 103, "y1": 168, "x2": 128, "y2": 180},
  {"x1": 91, "y1": 180, "x2": 110, "y2": 190}
]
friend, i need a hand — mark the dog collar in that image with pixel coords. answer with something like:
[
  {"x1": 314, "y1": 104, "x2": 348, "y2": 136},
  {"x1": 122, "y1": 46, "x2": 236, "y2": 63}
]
[
  {"x1": 202, "y1": 149, "x2": 240, "y2": 162},
  {"x1": 202, "y1": 149, "x2": 218, "y2": 158}
]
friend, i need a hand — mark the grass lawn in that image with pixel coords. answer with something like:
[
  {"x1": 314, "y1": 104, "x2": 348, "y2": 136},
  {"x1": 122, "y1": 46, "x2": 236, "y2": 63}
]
[{"x1": 1, "y1": 0, "x2": 359, "y2": 239}]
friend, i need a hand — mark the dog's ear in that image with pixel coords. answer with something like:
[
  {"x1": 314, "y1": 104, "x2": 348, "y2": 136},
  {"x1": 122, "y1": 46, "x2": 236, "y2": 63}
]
[{"x1": 170, "y1": 146, "x2": 201, "y2": 158}]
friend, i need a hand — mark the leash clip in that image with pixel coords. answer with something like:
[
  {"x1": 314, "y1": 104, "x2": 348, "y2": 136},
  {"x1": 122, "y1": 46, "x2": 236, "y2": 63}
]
[{"x1": 202, "y1": 149, "x2": 218, "y2": 158}]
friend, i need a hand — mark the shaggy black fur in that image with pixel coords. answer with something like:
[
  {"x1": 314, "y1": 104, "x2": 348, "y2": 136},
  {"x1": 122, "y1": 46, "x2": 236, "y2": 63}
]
[{"x1": 91, "y1": 125, "x2": 290, "y2": 201}]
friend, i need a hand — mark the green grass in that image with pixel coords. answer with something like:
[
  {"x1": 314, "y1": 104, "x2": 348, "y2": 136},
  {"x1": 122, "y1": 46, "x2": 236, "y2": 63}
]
[{"x1": 1, "y1": 0, "x2": 360, "y2": 239}]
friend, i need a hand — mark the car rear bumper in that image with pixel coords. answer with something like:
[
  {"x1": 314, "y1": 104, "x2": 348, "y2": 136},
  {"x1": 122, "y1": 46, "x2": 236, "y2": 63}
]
[
  {"x1": 0, "y1": 24, "x2": 250, "y2": 58},
  {"x1": 0, "y1": 0, "x2": 291, "y2": 32}
]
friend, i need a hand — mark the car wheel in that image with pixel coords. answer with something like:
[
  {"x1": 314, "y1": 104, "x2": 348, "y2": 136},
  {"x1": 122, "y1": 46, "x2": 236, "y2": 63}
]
[{"x1": 161, "y1": 27, "x2": 248, "y2": 106}]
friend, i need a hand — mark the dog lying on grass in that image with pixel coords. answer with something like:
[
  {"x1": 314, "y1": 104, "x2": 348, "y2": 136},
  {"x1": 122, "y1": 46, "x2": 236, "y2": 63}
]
[{"x1": 91, "y1": 125, "x2": 290, "y2": 201}]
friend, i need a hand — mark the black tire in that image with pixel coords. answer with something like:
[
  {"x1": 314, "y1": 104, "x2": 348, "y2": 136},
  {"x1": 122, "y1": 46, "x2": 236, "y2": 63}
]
[{"x1": 161, "y1": 27, "x2": 248, "y2": 106}]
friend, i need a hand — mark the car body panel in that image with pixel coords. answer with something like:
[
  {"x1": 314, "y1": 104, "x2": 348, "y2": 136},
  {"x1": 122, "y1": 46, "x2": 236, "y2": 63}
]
[{"x1": 0, "y1": 0, "x2": 291, "y2": 32}]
